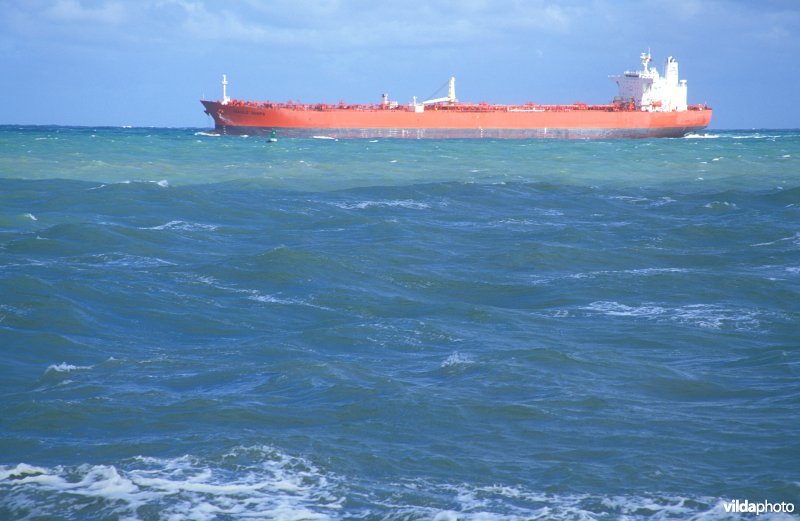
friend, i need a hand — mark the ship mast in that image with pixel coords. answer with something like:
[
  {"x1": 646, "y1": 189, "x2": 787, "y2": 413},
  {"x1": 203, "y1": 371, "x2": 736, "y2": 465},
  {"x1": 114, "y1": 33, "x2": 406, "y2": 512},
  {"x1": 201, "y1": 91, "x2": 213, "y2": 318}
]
[
  {"x1": 640, "y1": 51, "x2": 652, "y2": 73},
  {"x1": 221, "y1": 74, "x2": 230, "y2": 105}
]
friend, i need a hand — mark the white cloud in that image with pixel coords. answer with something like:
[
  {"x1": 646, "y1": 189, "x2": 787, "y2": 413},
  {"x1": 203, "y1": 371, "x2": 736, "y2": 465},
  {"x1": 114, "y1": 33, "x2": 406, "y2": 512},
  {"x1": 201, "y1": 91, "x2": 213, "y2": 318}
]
[
  {"x1": 161, "y1": 0, "x2": 585, "y2": 47},
  {"x1": 45, "y1": 0, "x2": 126, "y2": 24}
]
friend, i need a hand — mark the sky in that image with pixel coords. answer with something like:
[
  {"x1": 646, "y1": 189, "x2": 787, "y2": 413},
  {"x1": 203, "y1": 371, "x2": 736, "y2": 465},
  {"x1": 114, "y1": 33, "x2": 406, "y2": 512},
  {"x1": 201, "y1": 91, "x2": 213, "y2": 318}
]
[{"x1": 1, "y1": 0, "x2": 798, "y2": 129}]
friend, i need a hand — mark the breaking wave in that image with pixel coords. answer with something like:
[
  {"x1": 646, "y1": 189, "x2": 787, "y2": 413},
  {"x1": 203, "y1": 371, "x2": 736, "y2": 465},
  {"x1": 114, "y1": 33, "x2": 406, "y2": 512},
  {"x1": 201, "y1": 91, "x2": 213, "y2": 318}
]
[
  {"x1": 0, "y1": 446, "x2": 342, "y2": 521},
  {"x1": 584, "y1": 301, "x2": 768, "y2": 331},
  {"x1": 1, "y1": 457, "x2": 763, "y2": 520}
]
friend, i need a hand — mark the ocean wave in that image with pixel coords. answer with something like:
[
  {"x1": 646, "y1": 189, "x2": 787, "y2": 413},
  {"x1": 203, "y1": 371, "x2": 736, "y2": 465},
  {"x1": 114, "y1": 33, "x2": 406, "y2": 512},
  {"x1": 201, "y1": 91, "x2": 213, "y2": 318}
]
[
  {"x1": 751, "y1": 232, "x2": 800, "y2": 247},
  {"x1": 684, "y1": 133, "x2": 720, "y2": 139},
  {"x1": 247, "y1": 292, "x2": 320, "y2": 307},
  {"x1": 194, "y1": 274, "x2": 327, "y2": 309},
  {"x1": 584, "y1": 301, "x2": 765, "y2": 331},
  {"x1": 77, "y1": 252, "x2": 176, "y2": 268},
  {"x1": 0, "y1": 446, "x2": 341, "y2": 521},
  {"x1": 45, "y1": 362, "x2": 93, "y2": 374},
  {"x1": 331, "y1": 199, "x2": 430, "y2": 210},
  {"x1": 704, "y1": 201, "x2": 739, "y2": 210},
  {"x1": 606, "y1": 195, "x2": 676, "y2": 207},
  {"x1": 567, "y1": 267, "x2": 691, "y2": 280},
  {"x1": 441, "y1": 351, "x2": 475, "y2": 368},
  {"x1": 85, "y1": 179, "x2": 169, "y2": 190},
  {"x1": 366, "y1": 481, "x2": 753, "y2": 520},
  {"x1": 194, "y1": 131, "x2": 220, "y2": 137},
  {"x1": 142, "y1": 220, "x2": 219, "y2": 232},
  {"x1": 2, "y1": 457, "x2": 768, "y2": 520}
]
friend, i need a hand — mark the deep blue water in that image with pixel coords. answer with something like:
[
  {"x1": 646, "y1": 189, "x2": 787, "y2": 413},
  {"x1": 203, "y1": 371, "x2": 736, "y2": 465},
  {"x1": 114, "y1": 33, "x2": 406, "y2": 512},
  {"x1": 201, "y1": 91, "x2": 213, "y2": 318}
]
[{"x1": 1, "y1": 126, "x2": 799, "y2": 520}]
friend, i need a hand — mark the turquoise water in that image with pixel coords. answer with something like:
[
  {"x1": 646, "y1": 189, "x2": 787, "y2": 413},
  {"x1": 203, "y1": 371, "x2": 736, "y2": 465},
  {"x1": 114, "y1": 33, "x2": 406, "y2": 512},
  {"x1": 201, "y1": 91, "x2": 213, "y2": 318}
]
[{"x1": 1, "y1": 126, "x2": 798, "y2": 520}]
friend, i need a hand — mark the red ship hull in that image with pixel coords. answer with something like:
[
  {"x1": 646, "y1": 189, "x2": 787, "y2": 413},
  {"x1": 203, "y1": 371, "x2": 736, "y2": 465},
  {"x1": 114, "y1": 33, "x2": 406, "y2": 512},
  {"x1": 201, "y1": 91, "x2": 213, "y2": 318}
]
[{"x1": 200, "y1": 100, "x2": 712, "y2": 139}]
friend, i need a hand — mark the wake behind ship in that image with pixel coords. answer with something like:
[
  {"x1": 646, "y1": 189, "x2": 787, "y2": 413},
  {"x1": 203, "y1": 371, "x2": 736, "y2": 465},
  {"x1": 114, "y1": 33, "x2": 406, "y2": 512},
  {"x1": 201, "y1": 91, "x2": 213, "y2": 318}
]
[{"x1": 201, "y1": 52, "x2": 712, "y2": 139}]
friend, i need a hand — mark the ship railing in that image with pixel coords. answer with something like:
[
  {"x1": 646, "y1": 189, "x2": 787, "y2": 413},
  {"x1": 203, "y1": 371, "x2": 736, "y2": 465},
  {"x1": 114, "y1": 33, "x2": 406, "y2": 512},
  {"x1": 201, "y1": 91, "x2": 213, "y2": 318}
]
[{"x1": 223, "y1": 99, "x2": 640, "y2": 112}]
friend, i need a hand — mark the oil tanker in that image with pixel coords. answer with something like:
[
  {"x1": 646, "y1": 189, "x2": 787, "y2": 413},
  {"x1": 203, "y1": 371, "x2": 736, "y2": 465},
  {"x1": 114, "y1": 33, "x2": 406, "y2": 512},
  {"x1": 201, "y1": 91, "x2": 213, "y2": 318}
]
[{"x1": 201, "y1": 52, "x2": 711, "y2": 139}]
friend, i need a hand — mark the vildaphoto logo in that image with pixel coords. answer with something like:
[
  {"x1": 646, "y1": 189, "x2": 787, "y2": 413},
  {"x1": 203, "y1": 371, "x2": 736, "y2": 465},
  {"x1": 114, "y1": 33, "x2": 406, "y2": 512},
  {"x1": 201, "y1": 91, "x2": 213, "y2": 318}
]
[{"x1": 723, "y1": 499, "x2": 795, "y2": 516}]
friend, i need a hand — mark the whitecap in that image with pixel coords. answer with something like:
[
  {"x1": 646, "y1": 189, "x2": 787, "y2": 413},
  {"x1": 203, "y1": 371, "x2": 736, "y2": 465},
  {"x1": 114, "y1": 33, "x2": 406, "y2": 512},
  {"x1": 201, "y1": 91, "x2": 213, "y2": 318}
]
[
  {"x1": 751, "y1": 232, "x2": 800, "y2": 247},
  {"x1": 247, "y1": 291, "x2": 330, "y2": 310},
  {"x1": 704, "y1": 201, "x2": 738, "y2": 209},
  {"x1": 24, "y1": 213, "x2": 37, "y2": 221},
  {"x1": 247, "y1": 293, "x2": 305, "y2": 306},
  {"x1": 193, "y1": 276, "x2": 327, "y2": 310},
  {"x1": 586, "y1": 301, "x2": 666, "y2": 318},
  {"x1": 649, "y1": 196, "x2": 676, "y2": 207},
  {"x1": 194, "y1": 131, "x2": 220, "y2": 137},
  {"x1": 332, "y1": 200, "x2": 430, "y2": 210},
  {"x1": 45, "y1": 362, "x2": 92, "y2": 373},
  {"x1": 143, "y1": 220, "x2": 218, "y2": 232},
  {"x1": 441, "y1": 351, "x2": 474, "y2": 368},
  {"x1": 374, "y1": 480, "x2": 726, "y2": 521},
  {"x1": 85, "y1": 253, "x2": 176, "y2": 268},
  {"x1": 0, "y1": 446, "x2": 342, "y2": 520},
  {"x1": 585, "y1": 301, "x2": 764, "y2": 331},
  {"x1": 684, "y1": 133, "x2": 719, "y2": 139}
]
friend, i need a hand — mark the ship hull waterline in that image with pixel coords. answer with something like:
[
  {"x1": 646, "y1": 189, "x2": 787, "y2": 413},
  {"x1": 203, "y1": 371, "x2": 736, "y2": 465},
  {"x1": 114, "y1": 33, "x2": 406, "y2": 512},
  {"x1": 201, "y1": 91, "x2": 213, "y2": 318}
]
[{"x1": 200, "y1": 100, "x2": 712, "y2": 139}]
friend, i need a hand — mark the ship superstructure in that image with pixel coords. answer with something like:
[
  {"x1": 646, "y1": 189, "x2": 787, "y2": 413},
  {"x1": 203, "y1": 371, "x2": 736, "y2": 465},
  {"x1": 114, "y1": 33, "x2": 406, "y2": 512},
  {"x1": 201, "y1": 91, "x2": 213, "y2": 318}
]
[{"x1": 612, "y1": 52, "x2": 688, "y2": 112}]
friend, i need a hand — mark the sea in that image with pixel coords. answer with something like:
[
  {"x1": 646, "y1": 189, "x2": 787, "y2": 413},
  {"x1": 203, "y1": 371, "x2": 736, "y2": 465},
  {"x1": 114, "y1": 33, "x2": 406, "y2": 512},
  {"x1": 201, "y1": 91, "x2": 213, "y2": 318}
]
[{"x1": 0, "y1": 125, "x2": 798, "y2": 520}]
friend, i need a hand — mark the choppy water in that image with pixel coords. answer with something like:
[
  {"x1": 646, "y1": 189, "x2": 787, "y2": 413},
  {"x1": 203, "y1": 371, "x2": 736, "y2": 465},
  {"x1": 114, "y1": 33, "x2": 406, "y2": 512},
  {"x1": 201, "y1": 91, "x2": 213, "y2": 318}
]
[{"x1": 1, "y1": 126, "x2": 798, "y2": 520}]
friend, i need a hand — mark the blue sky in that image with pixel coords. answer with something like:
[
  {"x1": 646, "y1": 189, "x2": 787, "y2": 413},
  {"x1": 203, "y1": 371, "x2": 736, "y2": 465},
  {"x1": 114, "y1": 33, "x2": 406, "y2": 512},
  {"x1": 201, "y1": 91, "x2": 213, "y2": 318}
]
[{"x1": 1, "y1": 0, "x2": 798, "y2": 129}]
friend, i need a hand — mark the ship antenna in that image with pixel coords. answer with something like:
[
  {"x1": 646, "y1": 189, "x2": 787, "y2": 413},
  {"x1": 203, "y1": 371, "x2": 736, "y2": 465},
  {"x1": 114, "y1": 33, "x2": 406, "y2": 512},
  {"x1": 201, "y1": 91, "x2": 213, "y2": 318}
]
[{"x1": 222, "y1": 74, "x2": 230, "y2": 105}]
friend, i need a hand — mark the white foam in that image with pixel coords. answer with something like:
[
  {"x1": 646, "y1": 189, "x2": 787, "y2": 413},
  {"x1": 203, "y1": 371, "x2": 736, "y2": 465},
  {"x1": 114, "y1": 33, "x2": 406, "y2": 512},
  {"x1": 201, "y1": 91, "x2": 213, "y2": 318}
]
[
  {"x1": 0, "y1": 463, "x2": 49, "y2": 481},
  {"x1": 143, "y1": 220, "x2": 218, "y2": 232},
  {"x1": 650, "y1": 196, "x2": 677, "y2": 207},
  {"x1": 372, "y1": 481, "x2": 737, "y2": 521},
  {"x1": 704, "y1": 201, "x2": 738, "y2": 209},
  {"x1": 194, "y1": 275, "x2": 327, "y2": 310},
  {"x1": 567, "y1": 267, "x2": 690, "y2": 281},
  {"x1": 45, "y1": 362, "x2": 92, "y2": 373},
  {"x1": 331, "y1": 200, "x2": 430, "y2": 210},
  {"x1": 247, "y1": 292, "x2": 309, "y2": 306},
  {"x1": 586, "y1": 301, "x2": 667, "y2": 318},
  {"x1": 0, "y1": 446, "x2": 342, "y2": 521},
  {"x1": 194, "y1": 131, "x2": 220, "y2": 137},
  {"x1": 86, "y1": 253, "x2": 176, "y2": 268},
  {"x1": 684, "y1": 133, "x2": 719, "y2": 139},
  {"x1": 751, "y1": 232, "x2": 800, "y2": 247},
  {"x1": 23, "y1": 213, "x2": 37, "y2": 221},
  {"x1": 441, "y1": 351, "x2": 474, "y2": 368},
  {"x1": 585, "y1": 301, "x2": 764, "y2": 331}
]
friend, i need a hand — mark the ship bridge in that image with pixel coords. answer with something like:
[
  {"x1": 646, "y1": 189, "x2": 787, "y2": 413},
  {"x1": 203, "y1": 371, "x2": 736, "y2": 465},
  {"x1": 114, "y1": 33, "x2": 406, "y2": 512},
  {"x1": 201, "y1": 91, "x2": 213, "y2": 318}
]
[{"x1": 611, "y1": 52, "x2": 688, "y2": 112}]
